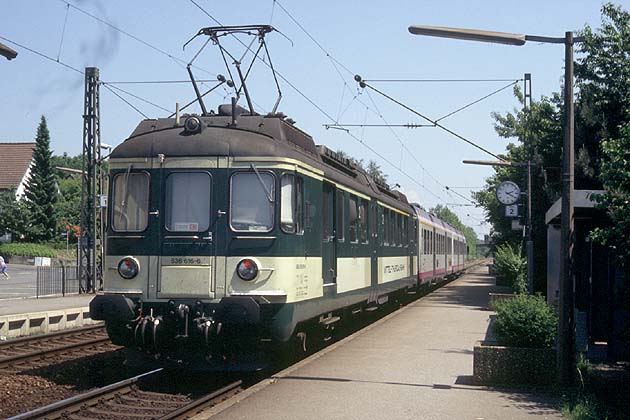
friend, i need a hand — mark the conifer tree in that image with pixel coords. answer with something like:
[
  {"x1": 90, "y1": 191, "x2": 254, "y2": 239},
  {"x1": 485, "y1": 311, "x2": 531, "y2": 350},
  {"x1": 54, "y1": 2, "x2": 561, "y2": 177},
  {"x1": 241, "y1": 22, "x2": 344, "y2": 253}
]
[{"x1": 24, "y1": 116, "x2": 57, "y2": 241}]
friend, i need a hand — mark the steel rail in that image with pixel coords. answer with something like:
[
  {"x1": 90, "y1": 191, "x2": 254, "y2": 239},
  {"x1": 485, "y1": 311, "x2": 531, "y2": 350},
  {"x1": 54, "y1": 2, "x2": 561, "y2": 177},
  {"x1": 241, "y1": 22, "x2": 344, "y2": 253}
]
[
  {"x1": 8, "y1": 370, "x2": 243, "y2": 420},
  {"x1": 0, "y1": 324, "x2": 105, "y2": 349},
  {"x1": 0, "y1": 336, "x2": 112, "y2": 369},
  {"x1": 7, "y1": 369, "x2": 163, "y2": 420}
]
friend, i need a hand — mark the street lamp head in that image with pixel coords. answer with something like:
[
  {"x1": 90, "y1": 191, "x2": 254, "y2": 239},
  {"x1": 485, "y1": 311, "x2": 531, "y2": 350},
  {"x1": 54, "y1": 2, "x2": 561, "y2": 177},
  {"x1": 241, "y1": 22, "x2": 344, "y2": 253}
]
[
  {"x1": 0, "y1": 42, "x2": 18, "y2": 61},
  {"x1": 408, "y1": 25, "x2": 526, "y2": 46}
]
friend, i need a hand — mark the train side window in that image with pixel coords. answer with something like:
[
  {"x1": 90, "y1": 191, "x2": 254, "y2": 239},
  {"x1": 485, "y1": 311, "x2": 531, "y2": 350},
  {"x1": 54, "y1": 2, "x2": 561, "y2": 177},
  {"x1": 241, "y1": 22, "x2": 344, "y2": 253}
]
[
  {"x1": 359, "y1": 199, "x2": 368, "y2": 244},
  {"x1": 336, "y1": 190, "x2": 344, "y2": 242},
  {"x1": 112, "y1": 172, "x2": 149, "y2": 232},
  {"x1": 389, "y1": 211, "x2": 395, "y2": 247},
  {"x1": 230, "y1": 172, "x2": 275, "y2": 232},
  {"x1": 281, "y1": 174, "x2": 297, "y2": 234},
  {"x1": 348, "y1": 195, "x2": 358, "y2": 243},
  {"x1": 425, "y1": 229, "x2": 428, "y2": 254},
  {"x1": 165, "y1": 172, "x2": 211, "y2": 232},
  {"x1": 430, "y1": 231, "x2": 434, "y2": 254},
  {"x1": 397, "y1": 214, "x2": 402, "y2": 247},
  {"x1": 402, "y1": 217, "x2": 407, "y2": 247}
]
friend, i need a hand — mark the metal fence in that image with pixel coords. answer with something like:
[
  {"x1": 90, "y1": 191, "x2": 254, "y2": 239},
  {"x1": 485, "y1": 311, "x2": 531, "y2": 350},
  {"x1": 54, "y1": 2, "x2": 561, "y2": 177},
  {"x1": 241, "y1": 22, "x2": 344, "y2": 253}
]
[{"x1": 36, "y1": 265, "x2": 83, "y2": 297}]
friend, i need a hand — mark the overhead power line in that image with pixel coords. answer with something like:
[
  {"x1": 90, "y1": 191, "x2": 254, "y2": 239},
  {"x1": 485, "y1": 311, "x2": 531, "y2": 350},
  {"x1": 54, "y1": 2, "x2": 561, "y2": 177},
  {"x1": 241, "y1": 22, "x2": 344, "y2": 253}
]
[
  {"x1": 0, "y1": 35, "x2": 84, "y2": 75},
  {"x1": 364, "y1": 78, "x2": 524, "y2": 83},
  {"x1": 356, "y1": 77, "x2": 507, "y2": 162}
]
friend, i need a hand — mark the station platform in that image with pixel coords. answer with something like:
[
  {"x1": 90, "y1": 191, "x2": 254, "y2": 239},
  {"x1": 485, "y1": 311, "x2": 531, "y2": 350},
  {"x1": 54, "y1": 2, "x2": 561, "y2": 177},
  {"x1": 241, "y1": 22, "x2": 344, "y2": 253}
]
[
  {"x1": 0, "y1": 294, "x2": 98, "y2": 339},
  {"x1": 194, "y1": 265, "x2": 562, "y2": 420}
]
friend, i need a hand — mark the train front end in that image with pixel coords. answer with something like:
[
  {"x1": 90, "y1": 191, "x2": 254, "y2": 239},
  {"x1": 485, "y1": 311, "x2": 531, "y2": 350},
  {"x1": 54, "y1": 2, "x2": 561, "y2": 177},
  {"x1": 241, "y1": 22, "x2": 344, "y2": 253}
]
[{"x1": 90, "y1": 113, "x2": 316, "y2": 370}]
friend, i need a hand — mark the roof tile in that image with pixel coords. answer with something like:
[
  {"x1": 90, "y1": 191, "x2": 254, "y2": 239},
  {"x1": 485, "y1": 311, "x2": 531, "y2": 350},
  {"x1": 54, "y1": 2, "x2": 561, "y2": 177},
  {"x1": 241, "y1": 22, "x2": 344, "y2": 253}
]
[{"x1": 0, "y1": 143, "x2": 35, "y2": 190}]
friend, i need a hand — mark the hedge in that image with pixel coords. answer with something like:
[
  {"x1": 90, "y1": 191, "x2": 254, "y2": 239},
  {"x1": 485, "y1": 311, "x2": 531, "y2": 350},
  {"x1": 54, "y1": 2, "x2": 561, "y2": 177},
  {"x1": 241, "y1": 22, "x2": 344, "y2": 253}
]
[{"x1": 0, "y1": 243, "x2": 57, "y2": 258}]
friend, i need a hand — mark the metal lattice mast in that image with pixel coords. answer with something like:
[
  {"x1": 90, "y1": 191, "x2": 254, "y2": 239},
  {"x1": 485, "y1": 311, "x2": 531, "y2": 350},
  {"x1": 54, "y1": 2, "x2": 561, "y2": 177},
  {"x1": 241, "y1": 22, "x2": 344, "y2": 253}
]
[{"x1": 79, "y1": 67, "x2": 103, "y2": 293}]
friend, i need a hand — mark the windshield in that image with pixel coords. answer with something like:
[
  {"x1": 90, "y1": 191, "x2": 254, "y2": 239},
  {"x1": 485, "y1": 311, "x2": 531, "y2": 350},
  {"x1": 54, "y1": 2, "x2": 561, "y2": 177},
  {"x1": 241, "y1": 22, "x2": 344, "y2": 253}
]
[
  {"x1": 230, "y1": 172, "x2": 275, "y2": 232},
  {"x1": 112, "y1": 172, "x2": 149, "y2": 232},
  {"x1": 165, "y1": 172, "x2": 211, "y2": 232}
]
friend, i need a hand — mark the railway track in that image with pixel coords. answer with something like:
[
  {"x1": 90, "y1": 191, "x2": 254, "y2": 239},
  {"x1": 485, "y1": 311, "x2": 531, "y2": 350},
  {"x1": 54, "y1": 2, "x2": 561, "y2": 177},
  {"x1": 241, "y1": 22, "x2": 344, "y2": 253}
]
[
  {"x1": 0, "y1": 324, "x2": 116, "y2": 371},
  {"x1": 9, "y1": 369, "x2": 243, "y2": 420}
]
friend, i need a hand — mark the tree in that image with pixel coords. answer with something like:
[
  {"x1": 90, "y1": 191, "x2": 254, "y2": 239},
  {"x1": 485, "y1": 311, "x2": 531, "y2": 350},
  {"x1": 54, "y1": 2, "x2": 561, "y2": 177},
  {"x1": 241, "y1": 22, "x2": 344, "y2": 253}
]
[
  {"x1": 575, "y1": 3, "x2": 630, "y2": 190},
  {"x1": 575, "y1": 4, "x2": 630, "y2": 267},
  {"x1": 366, "y1": 160, "x2": 388, "y2": 185},
  {"x1": 590, "y1": 124, "x2": 630, "y2": 271},
  {"x1": 52, "y1": 153, "x2": 83, "y2": 238},
  {"x1": 475, "y1": 3, "x2": 630, "y2": 290},
  {"x1": 23, "y1": 116, "x2": 58, "y2": 242},
  {"x1": 474, "y1": 87, "x2": 564, "y2": 291},
  {"x1": 0, "y1": 189, "x2": 29, "y2": 240}
]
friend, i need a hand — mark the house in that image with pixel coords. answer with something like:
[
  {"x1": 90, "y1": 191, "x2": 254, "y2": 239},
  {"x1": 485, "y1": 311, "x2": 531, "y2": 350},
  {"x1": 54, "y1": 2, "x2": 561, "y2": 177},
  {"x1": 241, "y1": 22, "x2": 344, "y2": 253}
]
[{"x1": 0, "y1": 142, "x2": 35, "y2": 198}]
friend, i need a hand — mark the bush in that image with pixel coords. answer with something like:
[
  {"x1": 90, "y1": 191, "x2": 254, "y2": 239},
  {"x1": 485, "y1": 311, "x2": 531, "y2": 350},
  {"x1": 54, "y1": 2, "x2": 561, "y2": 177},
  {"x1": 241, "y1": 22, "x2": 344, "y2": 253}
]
[
  {"x1": 494, "y1": 294, "x2": 557, "y2": 348},
  {"x1": 0, "y1": 242, "x2": 57, "y2": 258},
  {"x1": 494, "y1": 243, "x2": 527, "y2": 293}
]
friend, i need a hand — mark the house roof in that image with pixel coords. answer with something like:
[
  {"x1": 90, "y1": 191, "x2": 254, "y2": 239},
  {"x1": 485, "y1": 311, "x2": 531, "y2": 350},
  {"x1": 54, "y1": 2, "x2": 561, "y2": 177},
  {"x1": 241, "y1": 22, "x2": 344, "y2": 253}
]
[{"x1": 0, "y1": 143, "x2": 35, "y2": 190}]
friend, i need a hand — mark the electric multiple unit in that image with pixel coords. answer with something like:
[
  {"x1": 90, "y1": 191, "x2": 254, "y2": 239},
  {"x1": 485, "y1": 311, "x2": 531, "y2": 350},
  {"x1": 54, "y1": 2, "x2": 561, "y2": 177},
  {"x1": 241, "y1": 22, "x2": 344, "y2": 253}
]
[{"x1": 90, "y1": 108, "x2": 467, "y2": 370}]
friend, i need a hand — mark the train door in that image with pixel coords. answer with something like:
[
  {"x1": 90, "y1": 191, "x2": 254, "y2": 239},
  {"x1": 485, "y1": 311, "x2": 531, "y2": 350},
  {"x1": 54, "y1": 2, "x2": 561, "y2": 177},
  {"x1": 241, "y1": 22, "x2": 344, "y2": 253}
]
[
  {"x1": 321, "y1": 182, "x2": 337, "y2": 294},
  {"x1": 431, "y1": 229, "x2": 436, "y2": 279},
  {"x1": 370, "y1": 201, "x2": 378, "y2": 287},
  {"x1": 157, "y1": 166, "x2": 217, "y2": 300}
]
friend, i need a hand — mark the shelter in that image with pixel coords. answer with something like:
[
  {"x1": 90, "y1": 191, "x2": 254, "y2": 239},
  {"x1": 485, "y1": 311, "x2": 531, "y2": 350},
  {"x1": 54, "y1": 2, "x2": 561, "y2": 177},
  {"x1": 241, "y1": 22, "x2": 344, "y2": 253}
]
[{"x1": 546, "y1": 190, "x2": 629, "y2": 361}]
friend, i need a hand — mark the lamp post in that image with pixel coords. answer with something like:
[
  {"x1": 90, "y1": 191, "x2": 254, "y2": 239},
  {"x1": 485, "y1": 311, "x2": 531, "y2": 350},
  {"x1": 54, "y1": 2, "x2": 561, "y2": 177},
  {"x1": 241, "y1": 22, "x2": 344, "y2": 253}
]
[{"x1": 410, "y1": 25, "x2": 582, "y2": 386}]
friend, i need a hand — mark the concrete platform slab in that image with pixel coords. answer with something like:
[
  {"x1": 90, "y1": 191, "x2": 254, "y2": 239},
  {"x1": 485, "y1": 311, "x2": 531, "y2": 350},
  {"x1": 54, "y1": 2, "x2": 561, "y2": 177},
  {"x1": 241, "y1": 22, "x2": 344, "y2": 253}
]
[
  {"x1": 194, "y1": 266, "x2": 561, "y2": 420},
  {"x1": 0, "y1": 295, "x2": 98, "y2": 339}
]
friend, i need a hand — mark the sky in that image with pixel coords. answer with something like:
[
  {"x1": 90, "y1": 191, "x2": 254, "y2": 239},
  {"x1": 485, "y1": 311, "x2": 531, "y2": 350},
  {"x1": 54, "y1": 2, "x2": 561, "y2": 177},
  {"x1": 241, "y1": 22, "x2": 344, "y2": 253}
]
[{"x1": 0, "y1": 0, "x2": 620, "y2": 237}]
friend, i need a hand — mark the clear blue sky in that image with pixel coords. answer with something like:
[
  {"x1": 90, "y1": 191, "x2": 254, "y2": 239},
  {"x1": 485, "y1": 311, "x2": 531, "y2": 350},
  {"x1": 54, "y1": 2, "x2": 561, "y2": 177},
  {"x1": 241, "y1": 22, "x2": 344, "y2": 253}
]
[{"x1": 0, "y1": 0, "x2": 616, "y2": 237}]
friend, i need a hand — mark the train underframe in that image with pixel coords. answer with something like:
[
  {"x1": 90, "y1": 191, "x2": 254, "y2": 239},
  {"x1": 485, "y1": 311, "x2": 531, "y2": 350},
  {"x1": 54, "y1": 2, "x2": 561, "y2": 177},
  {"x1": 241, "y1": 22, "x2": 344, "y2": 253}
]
[{"x1": 90, "y1": 273, "x2": 457, "y2": 371}]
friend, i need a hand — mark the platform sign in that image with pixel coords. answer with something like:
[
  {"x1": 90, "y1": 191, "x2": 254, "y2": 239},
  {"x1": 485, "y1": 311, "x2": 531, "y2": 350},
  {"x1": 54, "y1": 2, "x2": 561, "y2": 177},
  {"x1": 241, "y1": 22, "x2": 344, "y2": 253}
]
[
  {"x1": 505, "y1": 204, "x2": 518, "y2": 217},
  {"x1": 511, "y1": 219, "x2": 523, "y2": 231}
]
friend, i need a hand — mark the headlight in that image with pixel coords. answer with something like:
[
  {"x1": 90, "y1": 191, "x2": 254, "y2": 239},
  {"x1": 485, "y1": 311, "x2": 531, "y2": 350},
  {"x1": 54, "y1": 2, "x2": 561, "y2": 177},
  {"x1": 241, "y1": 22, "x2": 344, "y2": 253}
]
[
  {"x1": 184, "y1": 116, "x2": 203, "y2": 134},
  {"x1": 118, "y1": 257, "x2": 139, "y2": 279},
  {"x1": 236, "y1": 259, "x2": 258, "y2": 281}
]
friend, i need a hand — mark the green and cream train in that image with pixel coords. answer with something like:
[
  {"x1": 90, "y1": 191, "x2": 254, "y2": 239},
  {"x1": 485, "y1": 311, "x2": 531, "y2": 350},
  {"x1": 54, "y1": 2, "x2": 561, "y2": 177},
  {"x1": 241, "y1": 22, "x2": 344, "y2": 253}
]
[{"x1": 90, "y1": 105, "x2": 467, "y2": 369}]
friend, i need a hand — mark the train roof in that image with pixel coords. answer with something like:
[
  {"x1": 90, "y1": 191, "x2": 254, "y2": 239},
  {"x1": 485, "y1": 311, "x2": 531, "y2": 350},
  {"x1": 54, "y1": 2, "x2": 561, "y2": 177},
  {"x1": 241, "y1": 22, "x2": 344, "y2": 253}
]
[
  {"x1": 111, "y1": 108, "x2": 413, "y2": 214},
  {"x1": 411, "y1": 203, "x2": 466, "y2": 240}
]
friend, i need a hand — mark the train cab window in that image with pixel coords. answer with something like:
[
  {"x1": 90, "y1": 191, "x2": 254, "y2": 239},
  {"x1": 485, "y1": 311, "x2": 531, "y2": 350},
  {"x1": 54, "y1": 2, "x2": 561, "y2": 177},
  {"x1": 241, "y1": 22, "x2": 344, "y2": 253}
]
[
  {"x1": 112, "y1": 172, "x2": 149, "y2": 232},
  {"x1": 359, "y1": 200, "x2": 368, "y2": 244},
  {"x1": 281, "y1": 174, "x2": 303, "y2": 234},
  {"x1": 348, "y1": 195, "x2": 358, "y2": 243},
  {"x1": 165, "y1": 172, "x2": 211, "y2": 232},
  {"x1": 230, "y1": 172, "x2": 275, "y2": 232},
  {"x1": 336, "y1": 191, "x2": 344, "y2": 241}
]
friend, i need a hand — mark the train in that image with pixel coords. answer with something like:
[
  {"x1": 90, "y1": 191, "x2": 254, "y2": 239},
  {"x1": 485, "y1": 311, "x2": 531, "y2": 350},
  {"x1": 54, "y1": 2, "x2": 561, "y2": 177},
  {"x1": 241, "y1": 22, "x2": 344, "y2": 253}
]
[{"x1": 90, "y1": 104, "x2": 468, "y2": 370}]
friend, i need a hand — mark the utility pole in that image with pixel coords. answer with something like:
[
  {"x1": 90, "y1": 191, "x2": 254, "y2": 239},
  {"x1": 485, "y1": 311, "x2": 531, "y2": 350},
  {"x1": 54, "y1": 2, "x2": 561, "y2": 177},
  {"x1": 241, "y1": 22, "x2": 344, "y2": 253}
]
[
  {"x1": 79, "y1": 67, "x2": 103, "y2": 293},
  {"x1": 523, "y1": 73, "x2": 534, "y2": 295},
  {"x1": 558, "y1": 31, "x2": 576, "y2": 386}
]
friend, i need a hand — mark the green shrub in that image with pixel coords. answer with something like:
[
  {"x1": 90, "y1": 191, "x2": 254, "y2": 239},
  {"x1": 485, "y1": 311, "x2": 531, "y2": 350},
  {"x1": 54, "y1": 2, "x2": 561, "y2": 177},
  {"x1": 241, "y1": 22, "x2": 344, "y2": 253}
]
[
  {"x1": 0, "y1": 242, "x2": 57, "y2": 258},
  {"x1": 494, "y1": 294, "x2": 557, "y2": 348},
  {"x1": 494, "y1": 243, "x2": 527, "y2": 293},
  {"x1": 562, "y1": 395, "x2": 605, "y2": 420}
]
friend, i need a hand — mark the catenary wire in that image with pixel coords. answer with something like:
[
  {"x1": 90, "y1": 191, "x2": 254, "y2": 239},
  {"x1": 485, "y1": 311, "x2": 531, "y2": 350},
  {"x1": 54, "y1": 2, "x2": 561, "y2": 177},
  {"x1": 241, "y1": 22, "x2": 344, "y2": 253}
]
[
  {"x1": 435, "y1": 80, "x2": 518, "y2": 122},
  {"x1": 56, "y1": 2, "x2": 70, "y2": 62},
  {"x1": 0, "y1": 36, "x2": 84, "y2": 75},
  {"x1": 102, "y1": 84, "x2": 149, "y2": 118},
  {"x1": 269, "y1": 1, "x2": 460, "y2": 205}
]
